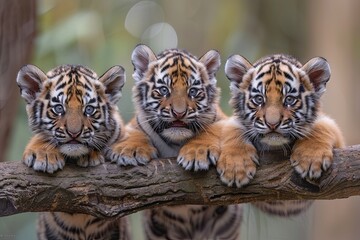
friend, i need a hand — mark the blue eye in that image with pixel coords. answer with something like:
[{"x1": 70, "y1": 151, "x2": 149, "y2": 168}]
[
  {"x1": 53, "y1": 104, "x2": 65, "y2": 115},
  {"x1": 84, "y1": 105, "x2": 95, "y2": 116},
  {"x1": 159, "y1": 86, "x2": 169, "y2": 96},
  {"x1": 252, "y1": 95, "x2": 264, "y2": 106},
  {"x1": 189, "y1": 88, "x2": 198, "y2": 98},
  {"x1": 284, "y1": 96, "x2": 297, "y2": 106}
]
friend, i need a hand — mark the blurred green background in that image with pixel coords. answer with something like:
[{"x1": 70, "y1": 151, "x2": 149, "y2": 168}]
[{"x1": 1, "y1": 0, "x2": 360, "y2": 239}]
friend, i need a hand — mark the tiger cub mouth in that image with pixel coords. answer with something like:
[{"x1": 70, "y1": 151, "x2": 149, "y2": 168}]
[
  {"x1": 168, "y1": 120, "x2": 188, "y2": 128},
  {"x1": 260, "y1": 132, "x2": 290, "y2": 147},
  {"x1": 66, "y1": 140, "x2": 82, "y2": 144}
]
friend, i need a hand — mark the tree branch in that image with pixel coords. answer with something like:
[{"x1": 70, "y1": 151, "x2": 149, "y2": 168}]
[{"x1": 1, "y1": 145, "x2": 359, "y2": 218}]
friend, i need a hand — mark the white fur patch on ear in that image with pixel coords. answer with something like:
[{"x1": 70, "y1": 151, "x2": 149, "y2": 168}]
[
  {"x1": 99, "y1": 65, "x2": 126, "y2": 104},
  {"x1": 16, "y1": 65, "x2": 47, "y2": 104},
  {"x1": 302, "y1": 57, "x2": 331, "y2": 95},
  {"x1": 131, "y1": 44, "x2": 157, "y2": 82},
  {"x1": 225, "y1": 55, "x2": 252, "y2": 83},
  {"x1": 199, "y1": 50, "x2": 221, "y2": 80}
]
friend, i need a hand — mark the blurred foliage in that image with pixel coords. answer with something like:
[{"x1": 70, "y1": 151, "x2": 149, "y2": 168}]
[{"x1": 2, "y1": 0, "x2": 323, "y2": 239}]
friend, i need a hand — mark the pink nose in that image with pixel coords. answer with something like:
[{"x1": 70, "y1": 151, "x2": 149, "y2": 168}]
[
  {"x1": 265, "y1": 121, "x2": 280, "y2": 130},
  {"x1": 67, "y1": 129, "x2": 81, "y2": 138},
  {"x1": 171, "y1": 109, "x2": 186, "y2": 119}
]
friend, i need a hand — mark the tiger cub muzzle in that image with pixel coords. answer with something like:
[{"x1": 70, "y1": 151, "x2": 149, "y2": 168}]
[{"x1": 257, "y1": 105, "x2": 292, "y2": 147}]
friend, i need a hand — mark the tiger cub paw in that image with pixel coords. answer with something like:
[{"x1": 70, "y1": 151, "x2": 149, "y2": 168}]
[
  {"x1": 217, "y1": 144, "x2": 258, "y2": 188},
  {"x1": 105, "y1": 142, "x2": 158, "y2": 166},
  {"x1": 77, "y1": 150, "x2": 104, "y2": 167},
  {"x1": 291, "y1": 141, "x2": 333, "y2": 179},
  {"x1": 23, "y1": 147, "x2": 65, "y2": 173},
  {"x1": 177, "y1": 141, "x2": 220, "y2": 171}
]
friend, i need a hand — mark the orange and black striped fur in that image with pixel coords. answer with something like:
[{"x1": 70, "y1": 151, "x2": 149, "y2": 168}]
[
  {"x1": 220, "y1": 54, "x2": 344, "y2": 216},
  {"x1": 17, "y1": 65, "x2": 130, "y2": 239},
  {"x1": 107, "y1": 44, "x2": 242, "y2": 239}
]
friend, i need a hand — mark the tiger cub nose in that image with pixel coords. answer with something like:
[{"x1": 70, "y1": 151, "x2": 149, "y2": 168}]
[
  {"x1": 66, "y1": 129, "x2": 81, "y2": 138},
  {"x1": 265, "y1": 121, "x2": 280, "y2": 130},
  {"x1": 171, "y1": 109, "x2": 186, "y2": 119}
]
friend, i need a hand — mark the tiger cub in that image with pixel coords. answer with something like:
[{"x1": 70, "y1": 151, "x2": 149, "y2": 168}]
[
  {"x1": 17, "y1": 64, "x2": 130, "y2": 239},
  {"x1": 221, "y1": 54, "x2": 345, "y2": 215},
  {"x1": 107, "y1": 44, "x2": 243, "y2": 240}
]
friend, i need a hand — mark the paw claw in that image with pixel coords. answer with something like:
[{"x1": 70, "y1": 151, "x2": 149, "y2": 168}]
[
  {"x1": 76, "y1": 151, "x2": 104, "y2": 167},
  {"x1": 177, "y1": 142, "x2": 219, "y2": 171},
  {"x1": 235, "y1": 178, "x2": 250, "y2": 188},
  {"x1": 291, "y1": 143, "x2": 333, "y2": 179},
  {"x1": 322, "y1": 157, "x2": 331, "y2": 170},
  {"x1": 107, "y1": 142, "x2": 157, "y2": 166},
  {"x1": 290, "y1": 158, "x2": 299, "y2": 167},
  {"x1": 23, "y1": 149, "x2": 65, "y2": 173}
]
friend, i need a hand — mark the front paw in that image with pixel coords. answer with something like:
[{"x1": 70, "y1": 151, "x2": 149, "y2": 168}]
[
  {"x1": 217, "y1": 145, "x2": 258, "y2": 188},
  {"x1": 77, "y1": 150, "x2": 104, "y2": 167},
  {"x1": 177, "y1": 141, "x2": 220, "y2": 171},
  {"x1": 291, "y1": 142, "x2": 333, "y2": 179},
  {"x1": 23, "y1": 148, "x2": 65, "y2": 173},
  {"x1": 105, "y1": 142, "x2": 158, "y2": 166}
]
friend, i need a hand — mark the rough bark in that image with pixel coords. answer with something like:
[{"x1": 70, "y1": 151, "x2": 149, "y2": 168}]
[
  {"x1": 0, "y1": 145, "x2": 359, "y2": 218},
  {"x1": 0, "y1": 0, "x2": 36, "y2": 162}
]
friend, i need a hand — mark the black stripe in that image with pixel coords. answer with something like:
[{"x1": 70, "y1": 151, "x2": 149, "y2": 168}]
[
  {"x1": 44, "y1": 220, "x2": 63, "y2": 240},
  {"x1": 284, "y1": 71, "x2": 293, "y2": 81},
  {"x1": 161, "y1": 64, "x2": 170, "y2": 73},
  {"x1": 55, "y1": 80, "x2": 66, "y2": 91},
  {"x1": 256, "y1": 72, "x2": 265, "y2": 80},
  {"x1": 55, "y1": 75, "x2": 64, "y2": 86}
]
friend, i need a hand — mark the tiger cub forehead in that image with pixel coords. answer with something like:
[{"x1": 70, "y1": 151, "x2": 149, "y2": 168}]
[
  {"x1": 244, "y1": 54, "x2": 311, "y2": 93},
  {"x1": 148, "y1": 49, "x2": 210, "y2": 86},
  {"x1": 46, "y1": 64, "x2": 98, "y2": 79},
  {"x1": 43, "y1": 65, "x2": 103, "y2": 101}
]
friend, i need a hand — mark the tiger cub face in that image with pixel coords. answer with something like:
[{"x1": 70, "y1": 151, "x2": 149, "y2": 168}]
[
  {"x1": 225, "y1": 54, "x2": 330, "y2": 150},
  {"x1": 17, "y1": 65, "x2": 125, "y2": 159},
  {"x1": 132, "y1": 45, "x2": 221, "y2": 144}
]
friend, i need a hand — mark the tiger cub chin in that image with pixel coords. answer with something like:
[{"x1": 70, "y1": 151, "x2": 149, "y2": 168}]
[
  {"x1": 107, "y1": 44, "x2": 242, "y2": 240},
  {"x1": 17, "y1": 64, "x2": 130, "y2": 239},
  {"x1": 221, "y1": 54, "x2": 344, "y2": 216}
]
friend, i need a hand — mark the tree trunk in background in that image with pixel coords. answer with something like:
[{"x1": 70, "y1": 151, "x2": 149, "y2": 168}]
[
  {"x1": 307, "y1": 1, "x2": 360, "y2": 240},
  {"x1": 0, "y1": 0, "x2": 36, "y2": 162}
]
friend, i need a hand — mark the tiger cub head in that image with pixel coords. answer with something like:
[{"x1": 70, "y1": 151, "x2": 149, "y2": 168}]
[
  {"x1": 131, "y1": 44, "x2": 221, "y2": 144},
  {"x1": 225, "y1": 54, "x2": 330, "y2": 150},
  {"x1": 17, "y1": 64, "x2": 125, "y2": 157}
]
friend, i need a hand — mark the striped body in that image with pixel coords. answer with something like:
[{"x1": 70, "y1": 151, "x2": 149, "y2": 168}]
[
  {"x1": 37, "y1": 213, "x2": 130, "y2": 240},
  {"x1": 144, "y1": 205, "x2": 242, "y2": 240},
  {"x1": 224, "y1": 54, "x2": 344, "y2": 216},
  {"x1": 107, "y1": 45, "x2": 242, "y2": 239},
  {"x1": 17, "y1": 65, "x2": 130, "y2": 239}
]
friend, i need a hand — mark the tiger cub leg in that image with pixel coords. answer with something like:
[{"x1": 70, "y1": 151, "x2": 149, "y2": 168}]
[
  {"x1": 77, "y1": 150, "x2": 105, "y2": 167},
  {"x1": 290, "y1": 114, "x2": 345, "y2": 179},
  {"x1": 23, "y1": 134, "x2": 65, "y2": 173},
  {"x1": 255, "y1": 115, "x2": 344, "y2": 216},
  {"x1": 106, "y1": 120, "x2": 158, "y2": 166},
  {"x1": 216, "y1": 118, "x2": 259, "y2": 187},
  {"x1": 177, "y1": 120, "x2": 223, "y2": 171}
]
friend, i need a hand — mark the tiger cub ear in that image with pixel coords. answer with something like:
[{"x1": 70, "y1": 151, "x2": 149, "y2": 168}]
[
  {"x1": 302, "y1": 57, "x2": 331, "y2": 95},
  {"x1": 99, "y1": 65, "x2": 126, "y2": 104},
  {"x1": 225, "y1": 54, "x2": 252, "y2": 83},
  {"x1": 16, "y1": 65, "x2": 47, "y2": 104},
  {"x1": 131, "y1": 44, "x2": 157, "y2": 82},
  {"x1": 199, "y1": 50, "x2": 221, "y2": 80}
]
